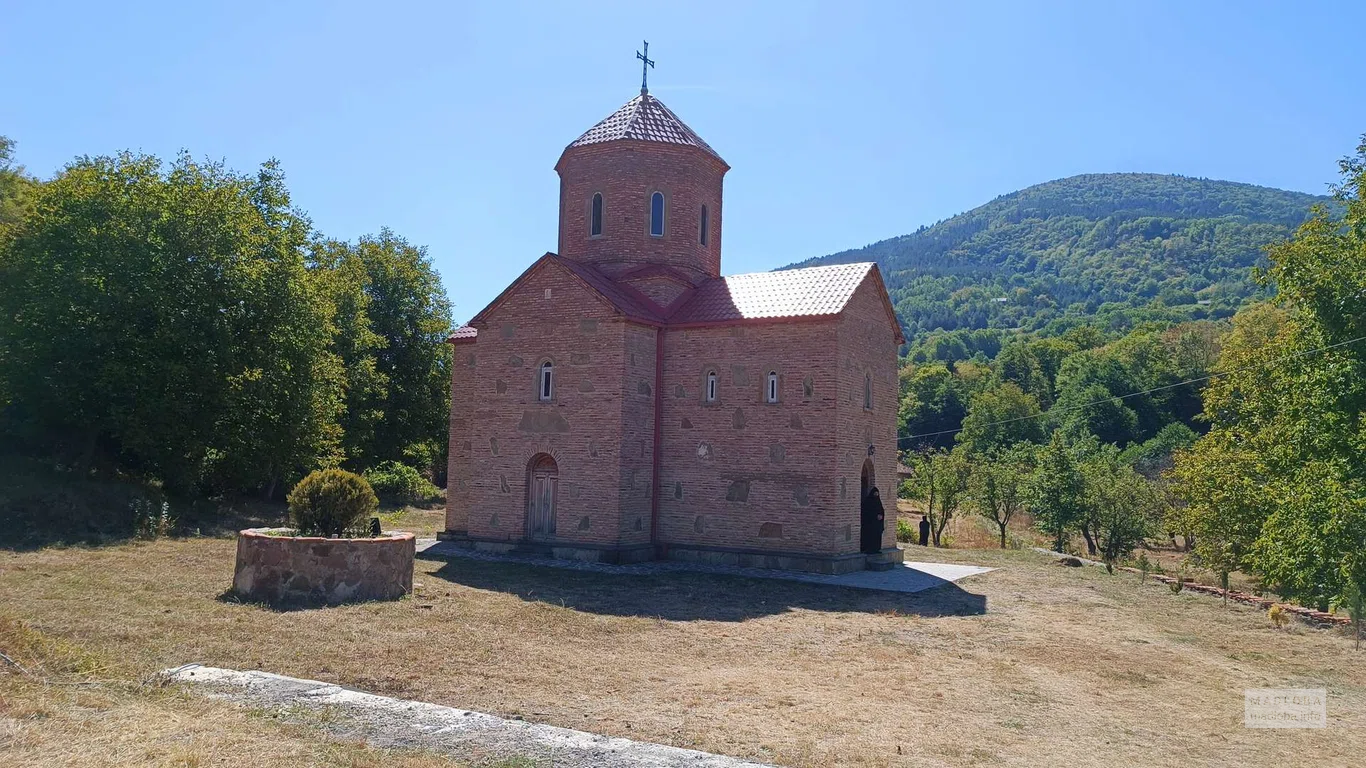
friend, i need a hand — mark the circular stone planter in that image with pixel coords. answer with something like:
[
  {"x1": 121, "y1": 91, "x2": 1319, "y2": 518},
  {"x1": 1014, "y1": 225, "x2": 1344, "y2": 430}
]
[{"x1": 232, "y1": 528, "x2": 415, "y2": 605}]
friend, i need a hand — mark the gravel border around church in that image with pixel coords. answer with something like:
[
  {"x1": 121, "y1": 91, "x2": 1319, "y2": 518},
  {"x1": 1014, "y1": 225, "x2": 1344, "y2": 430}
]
[
  {"x1": 417, "y1": 539, "x2": 993, "y2": 593},
  {"x1": 164, "y1": 664, "x2": 776, "y2": 768}
]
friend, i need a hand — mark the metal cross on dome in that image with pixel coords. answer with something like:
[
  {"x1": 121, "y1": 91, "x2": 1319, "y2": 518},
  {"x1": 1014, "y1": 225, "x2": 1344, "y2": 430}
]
[{"x1": 637, "y1": 41, "x2": 654, "y2": 95}]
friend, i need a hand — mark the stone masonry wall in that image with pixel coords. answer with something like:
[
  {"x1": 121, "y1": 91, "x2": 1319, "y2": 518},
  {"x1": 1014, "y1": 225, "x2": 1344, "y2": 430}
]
[
  {"x1": 657, "y1": 320, "x2": 843, "y2": 555},
  {"x1": 557, "y1": 142, "x2": 726, "y2": 281},
  {"x1": 232, "y1": 529, "x2": 415, "y2": 605}
]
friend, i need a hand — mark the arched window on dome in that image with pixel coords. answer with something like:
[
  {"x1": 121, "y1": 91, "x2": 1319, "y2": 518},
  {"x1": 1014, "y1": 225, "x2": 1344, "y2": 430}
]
[
  {"x1": 705, "y1": 370, "x2": 718, "y2": 403},
  {"x1": 650, "y1": 191, "x2": 665, "y2": 237},
  {"x1": 590, "y1": 193, "x2": 603, "y2": 237},
  {"x1": 699, "y1": 204, "x2": 709, "y2": 246},
  {"x1": 766, "y1": 371, "x2": 779, "y2": 403}
]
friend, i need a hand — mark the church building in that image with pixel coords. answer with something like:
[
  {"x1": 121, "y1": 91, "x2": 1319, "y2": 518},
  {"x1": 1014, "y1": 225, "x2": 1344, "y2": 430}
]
[{"x1": 443, "y1": 69, "x2": 905, "y2": 574}]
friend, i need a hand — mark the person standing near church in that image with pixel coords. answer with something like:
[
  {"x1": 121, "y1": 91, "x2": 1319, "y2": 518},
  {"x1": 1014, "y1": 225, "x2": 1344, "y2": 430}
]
[
  {"x1": 861, "y1": 487, "x2": 886, "y2": 554},
  {"x1": 918, "y1": 514, "x2": 931, "y2": 547}
]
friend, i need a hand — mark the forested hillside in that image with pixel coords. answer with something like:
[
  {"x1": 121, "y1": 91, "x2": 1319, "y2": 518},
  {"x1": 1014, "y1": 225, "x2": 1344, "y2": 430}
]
[{"x1": 789, "y1": 173, "x2": 1329, "y2": 341}]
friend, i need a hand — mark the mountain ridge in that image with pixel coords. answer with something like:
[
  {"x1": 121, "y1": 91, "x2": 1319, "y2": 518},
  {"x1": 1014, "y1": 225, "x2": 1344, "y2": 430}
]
[{"x1": 785, "y1": 173, "x2": 1330, "y2": 342}]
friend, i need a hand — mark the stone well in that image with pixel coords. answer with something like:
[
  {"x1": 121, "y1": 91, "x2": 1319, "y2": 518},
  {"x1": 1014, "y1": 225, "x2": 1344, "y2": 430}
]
[{"x1": 232, "y1": 528, "x2": 415, "y2": 605}]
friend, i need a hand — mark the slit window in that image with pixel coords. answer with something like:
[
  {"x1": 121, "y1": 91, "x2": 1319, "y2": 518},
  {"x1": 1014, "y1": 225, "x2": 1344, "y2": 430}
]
[
  {"x1": 700, "y1": 204, "x2": 709, "y2": 245},
  {"x1": 864, "y1": 372, "x2": 872, "y2": 410},
  {"x1": 539, "y1": 361, "x2": 554, "y2": 401},
  {"x1": 590, "y1": 193, "x2": 603, "y2": 236},
  {"x1": 705, "y1": 370, "x2": 718, "y2": 402},
  {"x1": 650, "y1": 191, "x2": 665, "y2": 237},
  {"x1": 766, "y1": 371, "x2": 779, "y2": 403}
]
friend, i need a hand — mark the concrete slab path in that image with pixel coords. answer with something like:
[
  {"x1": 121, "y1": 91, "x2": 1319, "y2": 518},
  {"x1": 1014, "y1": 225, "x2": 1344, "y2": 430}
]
[
  {"x1": 417, "y1": 540, "x2": 993, "y2": 595},
  {"x1": 165, "y1": 665, "x2": 776, "y2": 768}
]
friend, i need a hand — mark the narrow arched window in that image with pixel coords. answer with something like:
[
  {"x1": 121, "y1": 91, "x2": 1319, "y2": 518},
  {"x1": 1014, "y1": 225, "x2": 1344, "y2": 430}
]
[
  {"x1": 864, "y1": 372, "x2": 872, "y2": 410},
  {"x1": 590, "y1": 193, "x2": 603, "y2": 237},
  {"x1": 539, "y1": 361, "x2": 554, "y2": 402},
  {"x1": 705, "y1": 370, "x2": 718, "y2": 402},
  {"x1": 699, "y1": 204, "x2": 709, "y2": 246},
  {"x1": 650, "y1": 191, "x2": 665, "y2": 237},
  {"x1": 766, "y1": 371, "x2": 779, "y2": 403}
]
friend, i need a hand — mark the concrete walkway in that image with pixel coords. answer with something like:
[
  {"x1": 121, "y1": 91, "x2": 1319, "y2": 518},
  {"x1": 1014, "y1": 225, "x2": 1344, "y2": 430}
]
[
  {"x1": 165, "y1": 665, "x2": 776, "y2": 768},
  {"x1": 418, "y1": 540, "x2": 993, "y2": 595}
]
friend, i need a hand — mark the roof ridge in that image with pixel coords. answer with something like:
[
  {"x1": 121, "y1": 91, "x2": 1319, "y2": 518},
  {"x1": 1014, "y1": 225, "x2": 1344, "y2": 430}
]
[
  {"x1": 723, "y1": 261, "x2": 875, "y2": 280},
  {"x1": 563, "y1": 92, "x2": 726, "y2": 166}
]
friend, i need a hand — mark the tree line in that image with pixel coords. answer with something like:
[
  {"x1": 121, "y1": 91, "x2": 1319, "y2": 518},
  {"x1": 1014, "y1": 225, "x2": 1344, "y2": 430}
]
[{"x1": 0, "y1": 140, "x2": 453, "y2": 499}]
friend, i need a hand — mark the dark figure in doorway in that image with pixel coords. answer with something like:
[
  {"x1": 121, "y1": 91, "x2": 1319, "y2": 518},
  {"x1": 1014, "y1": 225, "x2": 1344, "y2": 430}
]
[
  {"x1": 860, "y1": 487, "x2": 885, "y2": 554},
  {"x1": 918, "y1": 515, "x2": 931, "y2": 547}
]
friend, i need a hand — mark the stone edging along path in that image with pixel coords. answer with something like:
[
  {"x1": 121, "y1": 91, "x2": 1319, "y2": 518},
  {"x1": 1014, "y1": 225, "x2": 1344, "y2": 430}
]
[
  {"x1": 1032, "y1": 548, "x2": 1351, "y2": 628},
  {"x1": 163, "y1": 665, "x2": 778, "y2": 768}
]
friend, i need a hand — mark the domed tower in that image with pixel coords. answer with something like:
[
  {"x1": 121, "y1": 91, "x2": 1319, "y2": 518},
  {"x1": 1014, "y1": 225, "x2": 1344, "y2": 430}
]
[{"x1": 554, "y1": 90, "x2": 728, "y2": 283}]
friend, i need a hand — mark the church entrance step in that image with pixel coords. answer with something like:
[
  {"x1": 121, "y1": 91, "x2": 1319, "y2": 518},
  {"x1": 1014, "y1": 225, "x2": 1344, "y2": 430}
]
[
  {"x1": 510, "y1": 542, "x2": 553, "y2": 557},
  {"x1": 864, "y1": 554, "x2": 897, "y2": 571}
]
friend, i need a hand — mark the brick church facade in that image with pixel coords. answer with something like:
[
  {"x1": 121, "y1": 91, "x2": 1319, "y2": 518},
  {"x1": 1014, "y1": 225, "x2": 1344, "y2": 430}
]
[{"x1": 442, "y1": 85, "x2": 904, "y2": 574}]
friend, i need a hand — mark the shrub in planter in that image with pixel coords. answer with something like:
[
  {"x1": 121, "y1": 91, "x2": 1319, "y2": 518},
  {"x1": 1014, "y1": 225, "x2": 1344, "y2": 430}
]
[
  {"x1": 287, "y1": 469, "x2": 378, "y2": 537},
  {"x1": 363, "y1": 461, "x2": 440, "y2": 505}
]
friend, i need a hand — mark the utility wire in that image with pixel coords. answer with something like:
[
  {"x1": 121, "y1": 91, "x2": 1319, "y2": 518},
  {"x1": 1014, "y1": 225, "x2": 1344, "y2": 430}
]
[{"x1": 896, "y1": 331, "x2": 1366, "y2": 446}]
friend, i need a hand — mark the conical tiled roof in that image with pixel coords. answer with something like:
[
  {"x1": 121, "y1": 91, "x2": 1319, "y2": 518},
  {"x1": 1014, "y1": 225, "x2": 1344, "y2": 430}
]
[{"x1": 565, "y1": 93, "x2": 725, "y2": 166}]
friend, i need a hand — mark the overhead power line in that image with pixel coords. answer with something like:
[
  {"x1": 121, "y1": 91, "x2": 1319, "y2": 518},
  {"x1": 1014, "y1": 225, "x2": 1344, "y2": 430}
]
[{"x1": 896, "y1": 331, "x2": 1366, "y2": 446}]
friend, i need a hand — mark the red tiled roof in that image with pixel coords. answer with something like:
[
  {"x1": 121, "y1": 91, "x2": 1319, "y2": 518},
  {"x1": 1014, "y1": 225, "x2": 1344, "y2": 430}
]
[
  {"x1": 458, "y1": 257, "x2": 902, "y2": 343},
  {"x1": 566, "y1": 93, "x2": 726, "y2": 166},
  {"x1": 448, "y1": 325, "x2": 477, "y2": 343},
  {"x1": 671, "y1": 262, "x2": 877, "y2": 324},
  {"x1": 463, "y1": 254, "x2": 667, "y2": 330},
  {"x1": 555, "y1": 258, "x2": 667, "y2": 323}
]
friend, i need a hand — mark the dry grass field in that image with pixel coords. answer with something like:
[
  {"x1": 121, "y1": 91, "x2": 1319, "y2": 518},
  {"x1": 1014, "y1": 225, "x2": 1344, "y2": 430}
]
[{"x1": 1, "y1": 529, "x2": 1361, "y2": 768}]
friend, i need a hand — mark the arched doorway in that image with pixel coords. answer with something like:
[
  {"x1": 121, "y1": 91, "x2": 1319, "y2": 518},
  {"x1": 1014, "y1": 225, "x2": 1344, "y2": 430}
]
[
  {"x1": 859, "y1": 458, "x2": 880, "y2": 554},
  {"x1": 526, "y1": 454, "x2": 558, "y2": 539}
]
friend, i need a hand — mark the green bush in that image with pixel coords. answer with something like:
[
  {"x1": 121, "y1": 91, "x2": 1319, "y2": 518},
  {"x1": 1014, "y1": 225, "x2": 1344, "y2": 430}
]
[
  {"x1": 896, "y1": 517, "x2": 915, "y2": 543},
  {"x1": 287, "y1": 469, "x2": 378, "y2": 537},
  {"x1": 363, "y1": 461, "x2": 440, "y2": 505}
]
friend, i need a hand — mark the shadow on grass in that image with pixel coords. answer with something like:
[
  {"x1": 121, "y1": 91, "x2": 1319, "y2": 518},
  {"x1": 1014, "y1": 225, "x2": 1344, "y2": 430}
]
[
  {"x1": 213, "y1": 588, "x2": 414, "y2": 613},
  {"x1": 419, "y1": 555, "x2": 986, "y2": 622}
]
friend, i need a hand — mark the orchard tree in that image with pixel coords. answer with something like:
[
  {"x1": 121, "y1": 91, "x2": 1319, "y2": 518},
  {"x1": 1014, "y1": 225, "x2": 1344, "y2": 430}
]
[
  {"x1": 1081, "y1": 446, "x2": 1161, "y2": 573},
  {"x1": 967, "y1": 442, "x2": 1034, "y2": 548},
  {"x1": 1026, "y1": 431, "x2": 1085, "y2": 552},
  {"x1": 908, "y1": 447, "x2": 971, "y2": 547}
]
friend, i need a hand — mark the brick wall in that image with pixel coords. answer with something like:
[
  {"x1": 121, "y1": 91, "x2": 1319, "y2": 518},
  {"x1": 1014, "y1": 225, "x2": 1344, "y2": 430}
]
[
  {"x1": 619, "y1": 323, "x2": 658, "y2": 545},
  {"x1": 449, "y1": 268, "x2": 902, "y2": 560},
  {"x1": 556, "y1": 142, "x2": 726, "y2": 281},
  {"x1": 446, "y1": 260, "x2": 653, "y2": 548},
  {"x1": 656, "y1": 320, "x2": 844, "y2": 555},
  {"x1": 835, "y1": 277, "x2": 902, "y2": 552}
]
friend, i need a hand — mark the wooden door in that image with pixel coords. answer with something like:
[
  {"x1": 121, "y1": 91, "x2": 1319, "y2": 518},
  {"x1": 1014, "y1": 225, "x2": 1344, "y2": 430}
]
[{"x1": 527, "y1": 461, "x2": 557, "y2": 539}]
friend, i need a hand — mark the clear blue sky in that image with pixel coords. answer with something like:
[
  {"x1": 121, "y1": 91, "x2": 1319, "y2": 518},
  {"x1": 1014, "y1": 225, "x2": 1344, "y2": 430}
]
[{"x1": 4, "y1": 1, "x2": 1364, "y2": 322}]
